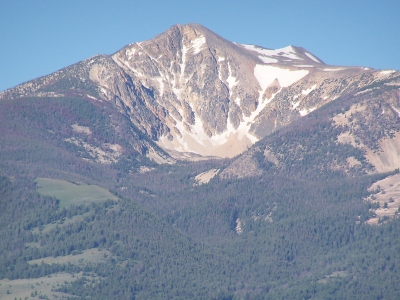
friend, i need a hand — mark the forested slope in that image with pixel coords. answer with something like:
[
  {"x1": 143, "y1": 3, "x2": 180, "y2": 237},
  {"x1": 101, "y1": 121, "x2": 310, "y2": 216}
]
[{"x1": 1, "y1": 160, "x2": 400, "y2": 299}]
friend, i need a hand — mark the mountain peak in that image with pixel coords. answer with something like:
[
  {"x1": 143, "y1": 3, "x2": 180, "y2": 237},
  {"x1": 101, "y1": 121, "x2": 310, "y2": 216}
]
[
  {"x1": 2, "y1": 23, "x2": 392, "y2": 162},
  {"x1": 168, "y1": 23, "x2": 217, "y2": 35},
  {"x1": 108, "y1": 24, "x2": 366, "y2": 158}
]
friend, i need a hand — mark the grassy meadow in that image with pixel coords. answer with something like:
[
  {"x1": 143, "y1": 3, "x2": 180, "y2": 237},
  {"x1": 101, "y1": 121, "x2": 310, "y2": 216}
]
[{"x1": 36, "y1": 178, "x2": 118, "y2": 208}]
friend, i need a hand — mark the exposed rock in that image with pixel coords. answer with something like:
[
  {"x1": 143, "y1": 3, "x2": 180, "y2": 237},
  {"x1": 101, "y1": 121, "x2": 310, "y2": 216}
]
[
  {"x1": 194, "y1": 169, "x2": 220, "y2": 185},
  {"x1": 2, "y1": 23, "x2": 399, "y2": 164},
  {"x1": 364, "y1": 174, "x2": 400, "y2": 225}
]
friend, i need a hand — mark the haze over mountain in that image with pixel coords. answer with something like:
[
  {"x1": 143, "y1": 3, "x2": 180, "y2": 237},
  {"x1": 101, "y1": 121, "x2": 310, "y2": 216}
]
[{"x1": 1, "y1": 24, "x2": 400, "y2": 299}]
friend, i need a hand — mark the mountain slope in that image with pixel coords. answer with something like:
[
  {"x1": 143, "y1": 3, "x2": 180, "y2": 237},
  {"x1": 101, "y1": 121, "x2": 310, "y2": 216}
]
[
  {"x1": 110, "y1": 23, "x2": 394, "y2": 158},
  {"x1": 221, "y1": 72, "x2": 400, "y2": 179},
  {"x1": 2, "y1": 23, "x2": 397, "y2": 161}
]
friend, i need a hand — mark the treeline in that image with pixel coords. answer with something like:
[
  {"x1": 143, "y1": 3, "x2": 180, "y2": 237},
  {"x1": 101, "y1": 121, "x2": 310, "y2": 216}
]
[{"x1": 0, "y1": 95, "x2": 159, "y2": 185}]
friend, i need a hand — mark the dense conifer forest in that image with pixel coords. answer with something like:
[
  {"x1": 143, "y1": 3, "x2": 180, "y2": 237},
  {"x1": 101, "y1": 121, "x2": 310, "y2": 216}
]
[
  {"x1": 1, "y1": 88, "x2": 400, "y2": 299},
  {"x1": 1, "y1": 163, "x2": 400, "y2": 299}
]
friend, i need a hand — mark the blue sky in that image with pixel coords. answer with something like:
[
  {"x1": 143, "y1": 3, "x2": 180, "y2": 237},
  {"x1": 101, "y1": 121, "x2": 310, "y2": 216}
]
[{"x1": 1, "y1": 0, "x2": 399, "y2": 92}]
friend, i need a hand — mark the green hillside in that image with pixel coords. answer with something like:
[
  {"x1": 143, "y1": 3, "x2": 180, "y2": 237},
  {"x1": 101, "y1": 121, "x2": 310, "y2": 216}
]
[{"x1": 36, "y1": 178, "x2": 118, "y2": 208}]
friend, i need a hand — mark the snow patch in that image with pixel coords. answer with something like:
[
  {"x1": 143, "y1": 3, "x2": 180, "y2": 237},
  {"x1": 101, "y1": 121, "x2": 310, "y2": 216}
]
[
  {"x1": 277, "y1": 46, "x2": 302, "y2": 60},
  {"x1": 291, "y1": 85, "x2": 316, "y2": 110},
  {"x1": 242, "y1": 44, "x2": 302, "y2": 61},
  {"x1": 259, "y1": 56, "x2": 278, "y2": 64},
  {"x1": 249, "y1": 65, "x2": 308, "y2": 142},
  {"x1": 380, "y1": 70, "x2": 396, "y2": 75},
  {"x1": 305, "y1": 52, "x2": 321, "y2": 63},
  {"x1": 163, "y1": 100, "x2": 261, "y2": 155},
  {"x1": 302, "y1": 84, "x2": 317, "y2": 95},
  {"x1": 114, "y1": 55, "x2": 145, "y2": 77},
  {"x1": 156, "y1": 77, "x2": 164, "y2": 96},
  {"x1": 299, "y1": 107, "x2": 316, "y2": 116},
  {"x1": 254, "y1": 65, "x2": 309, "y2": 90},
  {"x1": 323, "y1": 68, "x2": 344, "y2": 72},
  {"x1": 235, "y1": 88, "x2": 282, "y2": 144},
  {"x1": 226, "y1": 62, "x2": 238, "y2": 90},
  {"x1": 355, "y1": 88, "x2": 374, "y2": 96},
  {"x1": 191, "y1": 35, "x2": 206, "y2": 54},
  {"x1": 181, "y1": 44, "x2": 188, "y2": 77},
  {"x1": 175, "y1": 43, "x2": 188, "y2": 95},
  {"x1": 86, "y1": 95, "x2": 97, "y2": 100},
  {"x1": 100, "y1": 88, "x2": 108, "y2": 96},
  {"x1": 125, "y1": 48, "x2": 136, "y2": 60}
]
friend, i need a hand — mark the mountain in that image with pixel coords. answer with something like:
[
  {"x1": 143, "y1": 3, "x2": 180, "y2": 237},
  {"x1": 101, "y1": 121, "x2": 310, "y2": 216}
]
[
  {"x1": 1, "y1": 24, "x2": 400, "y2": 299},
  {"x1": 2, "y1": 23, "x2": 398, "y2": 162}
]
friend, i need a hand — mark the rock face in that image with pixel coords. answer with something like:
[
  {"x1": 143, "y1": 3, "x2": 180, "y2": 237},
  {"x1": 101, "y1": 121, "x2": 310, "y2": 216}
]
[{"x1": 1, "y1": 23, "x2": 399, "y2": 161}]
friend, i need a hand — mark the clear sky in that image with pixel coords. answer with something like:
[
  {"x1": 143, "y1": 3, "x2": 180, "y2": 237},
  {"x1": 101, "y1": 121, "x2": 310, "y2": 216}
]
[{"x1": 1, "y1": 0, "x2": 399, "y2": 92}]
